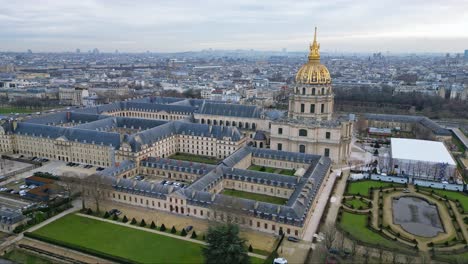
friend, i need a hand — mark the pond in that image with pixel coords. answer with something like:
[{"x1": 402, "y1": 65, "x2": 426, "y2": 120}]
[{"x1": 392, "y1": 196, "x2": 444, "y2": 237}]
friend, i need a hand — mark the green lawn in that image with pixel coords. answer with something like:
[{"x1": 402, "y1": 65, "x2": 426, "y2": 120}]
[
  {"x1": 421, "y1": 188, "x2": 468, "y2": 212},
  {"x1": 222, "y1": 189, "x2": 288, "y2": 205},
  {"x1": 0, "y1": 106, "x2": 52, "y2": 114},
  {"x1": 346, "y1": 180, "x2": 403, "y2": 197},
  {"x1": 33, "y1": 214, "x2": 204, "y2": 263},
  {"x1": 32, "y1": 214, "x2": 263, "y2": 264},
  {"x1": 344, "y1": 198, "x2": 370, "y2": 209},
  {"x1": 248, "y1": 165, "x2": 296, "y2": 176},
  {"x1": 435, "y1": 251, "x2": 468, "y2": 263},
  {"x1": 169, "y1": 153, "x2": 220, "y2": 165},
  {"x1": 3, "y1": 249, "x2": 51, "y2": 264},
  {"x1": 339, "y1": 212, "x2": 405, "y2": 251}
]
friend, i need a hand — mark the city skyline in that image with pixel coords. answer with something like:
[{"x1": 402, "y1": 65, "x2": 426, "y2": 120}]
[{"x1": 0, "y1": 0, "x2": 467, "y2": 53}]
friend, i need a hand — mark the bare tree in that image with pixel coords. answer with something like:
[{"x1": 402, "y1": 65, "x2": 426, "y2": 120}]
[
  {"x1": 349, "y1": 239, "x2": 357, "y2": 259},
  {"x1": 363, "y1": 247, "x2": 370, "y2": 264},
  {"x1": 60, "y1": 172, "x2": 81, "y2": 206},
  {"x1": 83, "y1": 174, "x2": 109, "y2": 213},
  {"x1": 323, "y1": 224, "x2": 337, "y2": 251}
]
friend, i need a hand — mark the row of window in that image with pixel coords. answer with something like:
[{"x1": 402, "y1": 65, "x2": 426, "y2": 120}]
[
  {"x1": 277, "y1": 143, "x2": 330, "y2": 157},
  {"x1": 300, "y1": 103, "x2": 325, "y2": 114},
  {"x1": 278, "y1": 128, "x2": 331, "y2": 139}
]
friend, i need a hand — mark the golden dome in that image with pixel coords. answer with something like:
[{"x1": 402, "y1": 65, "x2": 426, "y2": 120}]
[{"x1": 295, "y1": 27, "x2": 331, "y2": 85}]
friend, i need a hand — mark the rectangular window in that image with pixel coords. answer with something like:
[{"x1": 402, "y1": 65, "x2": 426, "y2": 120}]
[
  {"x1": 321, "y1": 104, "x2": 325, "y2": 113},
  {"x1": 277, "y1": 143, "x2": 282, "y2": 151},
  {"x1": 310, "y1": 104, "x2": 315, "y2": 113},
  {"x1": 301, "y1": 104, "x2": 305, "y2": 113},
  {"x1": 324, "y1": 148, "x2": 330, "y2": 157},
  {"x1": 278, "y1": 127, "x2": 283, "y2": 135},
  {"x1": 326, "y1": 132, "x2": 331, "y2": 139}
]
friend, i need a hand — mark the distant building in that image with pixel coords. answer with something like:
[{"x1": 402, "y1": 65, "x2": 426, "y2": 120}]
[
  {"x1": 465, "y1": 50, "x2": 468, "y2": 60},
  {"x1": 59, "y1": 87, "x2": 89, "y2": 106}
]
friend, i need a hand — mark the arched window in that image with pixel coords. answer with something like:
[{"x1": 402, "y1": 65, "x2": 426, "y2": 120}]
[
  {"x1": 302, "y1": 87, "x2": 306, "y2": 95},
  {"x1": 213, "y1": 120, "x2": 217, "y2": 125},
  {"x1": 201, "y1": 119, "x2": 205, "y2": 124},
  {"x1": 299, "y1": 144, "x2": 306, "y2": 153},
  {"x1": 312, "y1": 88, "x2": 316, "y2": 95},
  {"x1": 299, "y1": 129, "x2": 308, "y2": 137},
  {"x1": 321, "y1": 88, "x2": 325, "y2": 95},
  {"x1": 252, "y1": 123, "x2": 256, "y2": 130}
]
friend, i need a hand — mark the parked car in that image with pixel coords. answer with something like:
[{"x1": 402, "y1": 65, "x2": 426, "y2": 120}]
[
  {"x1": 109, "y1": 209, "x2": 122, "y2": 216},
  {"x1": 184, "y1": 225, "x2": 193, "y2": 232},
  {"x1": 287, "y1": 236, "x2": 300, "y2": 242},
  {"x1": 161, "y1": 180, "x2": 167, "y2": 185},
  {"x1": 19, "y1": 190, "x2": 28, "y2": 196},
  {"x1": 20, "y1": 185, "x2": 29, "y2": 189},
  {"x1": 328, "y1": 248, "x2": 340, "y2": 255}
]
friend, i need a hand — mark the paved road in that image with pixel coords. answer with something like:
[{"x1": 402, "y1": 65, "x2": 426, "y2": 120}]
[
  {"x1": 302, "y1": 171, "x2": 337, "y2": 242},
  {"x1": 450, "y1": 127, "x2": 468, "y2": 150}
]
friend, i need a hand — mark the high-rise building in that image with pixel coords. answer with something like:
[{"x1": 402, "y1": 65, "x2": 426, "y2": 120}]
[{"x1": 464, "y1": 50, "x2": 468, "y2": 60}]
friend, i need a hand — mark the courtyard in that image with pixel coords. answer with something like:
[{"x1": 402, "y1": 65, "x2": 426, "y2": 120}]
[
  {"x1": 169, "y1": 153, "x2": 220, "y2": 165},
  {"x1": 222, "y1": 189, "x2": 288, "y2": 205},
  {"x1": 247, "y1": 165, "x2": 296, "y2": 176}
]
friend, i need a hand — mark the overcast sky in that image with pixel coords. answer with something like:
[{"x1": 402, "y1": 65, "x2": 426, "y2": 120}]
[{"x1": 0, "y1": 0, "x2": 467, "y2": 53}]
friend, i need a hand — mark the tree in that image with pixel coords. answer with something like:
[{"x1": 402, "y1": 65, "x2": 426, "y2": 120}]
[
  {"x1": 83, "y1": 174, "x2": 109, "y2": 213},
  {"x1": 160, "y1": 224, "x2": 166, "y2": 231},
  {"x1": 150, "y1": 221, "x2": 156, "y2": 229},
  {"x1": 191, "y1": 231, "x2": 197, "y2": 239},
  {"x1": 248, "y1": 245, "x2": 253, "y2": 252},
  {"x1": 131, "y1": 218, "x2": 137, "y2": 225},
  {"x1": 122, "y1": 215, "x2": 128, "y2": 223},
  {"x1": 323, "y1": 224, "x2": 337, "y2": 251},
  {"x1": 103, "y1": 211, "x2": 110, "y2": 218},
  {"x1": 171, "y1": 226, "x2": 177, "y2": 234},
  {"x1": 181, "y1": 229, "x2": 187, "y2": 236},
  {"x1": 140, "y1": 219, "x2": 146, "y2": 227},
  {"x1": 113, "y1": 214, "x2": 118, "y2": 221},
  {"x1": 203, "y1": 223, "x2": 249, "y2": 264}
]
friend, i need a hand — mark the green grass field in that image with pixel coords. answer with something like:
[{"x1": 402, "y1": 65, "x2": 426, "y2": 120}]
[
  {"x1": 32, "y1": 214, "x2": 263, "y2": 264},
  {"x1": 0, "y1": 106, "x2": 52, "y2": 114},
  {"x1": 222, "y1": 189, "x2": 288, "y2": 205},
  {"x1": 346, "y1": 180, "x2": 403, "y2": 197},
  {"x1": 421, "y1": 188, "x2": 468, "y2": 212},
  {"x1": 33, "y1": 214, "x2": 204, "y2": 263},
  {"x1": 169, "y1": 153, "x2": 220, "y2": 165},
  {"x1": 339, "y1": 212, "x2": 405, "y2": 251},
  {"x1": 248, "y1": 165, "x2": 295, "y2": 176},
  {"x1": 3, "y1": 249, "x2": 51, "y2": 264},
  {"x1": 344, "y1": 198, "x2": 370, "y2": 209}
]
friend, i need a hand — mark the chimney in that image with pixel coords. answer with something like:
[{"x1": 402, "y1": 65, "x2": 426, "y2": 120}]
[{"x1": 211, "y1": 193, "x2": 216, "y2": 202}]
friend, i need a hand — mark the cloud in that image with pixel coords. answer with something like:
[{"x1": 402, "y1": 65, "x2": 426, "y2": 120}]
[{"x1": 0, "y1": 0, "x2": 466, "y2": 52}]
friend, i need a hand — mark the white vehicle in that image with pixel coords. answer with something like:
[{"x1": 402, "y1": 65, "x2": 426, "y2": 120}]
[
  {"x1": 28, "y1": 185, "x2": 37, "y2": 189},
  {"x1": 273, "y1": 258, "x2": 288, "y2": 264},
  {"x1": 19, "y1": 190, "x2": 28, "y2": 196},
  {"x1": 0, "y1": 188, "x2": 7, "y2": 192},
  {"x1": 20, "y1": 185, "x2": 29, "y2": 189}
]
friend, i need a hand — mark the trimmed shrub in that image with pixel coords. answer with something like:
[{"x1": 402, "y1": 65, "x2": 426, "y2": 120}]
[
  {"x1": 86, "y1": 208, "x2": 93, "y2": 215},
  {"x1": 191, "y1": 231, "x2": 197, "y2": 239},
  {"x1": 140, "y1": 219, "x2": 146, "y2": 227},
  {"x1": 160, "y1": 224, "x2": 166, "y2": 232},
  {"x1": 130, "y1": 218, "x2": 137, "y2": 225},
  {"x1": 202, "y1": 235, "x2": 206, "y2": 241},
  {"x1": 122, "y1": 215, "x2": 128, "y2": 223},
  {"x1": 112, "y1": 214, "x2": 118, "y2": 221},
  {"x1": 171, "y1": 226, "x2": 177, "y2": 234},
  {"x1": 248, "y1": 245, "x2": 253, "y2": 252},
  {"x1": 181, "y1": 229, "x2": 187, "y2": 236},
  {"x1": 103, "y1": 211, "x2": 110, "y2": 218},
  {"x1": 150, "y1": 221, "x2": 156, "y2": 229}
]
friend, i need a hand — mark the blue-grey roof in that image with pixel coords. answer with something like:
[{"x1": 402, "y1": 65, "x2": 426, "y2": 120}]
[
  {"x1": 141, "y1": 157, "x2": 216, "y2": 175},
  {"x1": 15, "y1": 123, "x2": 121, "y2": 148},
  {"x1": 198, "y1": 102, "x2": 262, "y2": 118}
]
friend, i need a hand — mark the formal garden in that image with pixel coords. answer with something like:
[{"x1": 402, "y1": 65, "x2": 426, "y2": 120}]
[
  {"x1": 247, "y1": 165, "x2": 296, "y2": 176},
  {"x1": 337, "y1": 179, "x2": 468, "y2": 263},
  {"x1": 169, "y1": 153, "x2": 221, "y2": 165},
  {"x1": 222, "y1": 189, "x2": 288, "y2": 205},
  {"x1": 25, "y1": 212, "x2": 267, "y2": 264}
]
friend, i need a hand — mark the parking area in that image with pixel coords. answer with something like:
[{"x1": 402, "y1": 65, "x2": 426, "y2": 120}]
[
  {"x1": 0, "y1": 158, "x2": 33, "y2": 176},
  {"x1": 127, "y1": 174, "x2": 191, "y2": 189}
]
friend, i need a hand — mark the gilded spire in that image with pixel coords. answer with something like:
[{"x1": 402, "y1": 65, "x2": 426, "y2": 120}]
[{"x1": 308, "y1": 27, "x2": 320, "y2": 63}]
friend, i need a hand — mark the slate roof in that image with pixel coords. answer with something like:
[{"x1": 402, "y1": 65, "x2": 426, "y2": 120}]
[
  {"x1": 125, "y1": 121, "x2": 242, "y2": 152},
  {"x1": 15, "y1": 123, "x2": 121, "y2": 148},
  {"x1": 141, "y1": 157, "x2": 216, "y2": 175},
  {"x1": 0, "y1": 208, "x2": 24, "y2": 224},
  {"x1": 198, "y1": 102, "x2": 262, "y2": 118}
]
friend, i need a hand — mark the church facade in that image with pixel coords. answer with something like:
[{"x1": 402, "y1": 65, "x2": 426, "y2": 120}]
[{"x1": 269, "y1": 28, "x2": 353, "y2": 163}]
